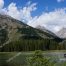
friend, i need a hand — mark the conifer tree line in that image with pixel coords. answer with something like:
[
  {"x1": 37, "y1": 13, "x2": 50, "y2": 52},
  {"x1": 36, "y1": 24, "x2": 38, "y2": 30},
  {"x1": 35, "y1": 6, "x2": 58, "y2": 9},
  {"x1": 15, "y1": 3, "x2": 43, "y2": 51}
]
[
  {"x1": 0, "y1": 26, "x2": 66, "y2": 52},
  {"x1": 0, "y1": 39, "x2": 59, "y2": 52}
]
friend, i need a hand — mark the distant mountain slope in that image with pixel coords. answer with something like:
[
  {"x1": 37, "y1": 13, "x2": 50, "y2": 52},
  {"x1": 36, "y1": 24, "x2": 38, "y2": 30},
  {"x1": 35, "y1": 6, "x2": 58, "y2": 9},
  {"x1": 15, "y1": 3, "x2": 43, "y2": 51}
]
[
  {"x1": 36, "y1": 25, "x2": 61, "y2": 40},
  {"x1": 56, "y1": 28, "x2": 66, "y2": 38},
  {"x1": 0, "y1": 14, "x2": 61, "y2": 42},
  {"x1": 0, "y1": 14, "x2": 62, "y2": 51}
]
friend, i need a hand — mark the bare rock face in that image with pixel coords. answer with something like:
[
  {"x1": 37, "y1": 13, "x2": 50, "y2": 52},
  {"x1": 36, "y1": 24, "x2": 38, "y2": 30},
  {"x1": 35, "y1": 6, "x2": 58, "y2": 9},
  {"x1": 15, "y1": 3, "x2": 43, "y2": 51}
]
[
  {"x1": 0, "y1": 14, "x2": 63, "y2": 52},
  {"x1": 0, "y1": 14, "x2": 61, "y2": 45},
  {"x1": 0, "y1": 14, "x2": 27, "y2": 43},
  {"x1": 56, "y1": 28, "x2": 66, "y2": 38},
  {"x1": 36, "y1": 25, "x2": 59, "y2": 38}
]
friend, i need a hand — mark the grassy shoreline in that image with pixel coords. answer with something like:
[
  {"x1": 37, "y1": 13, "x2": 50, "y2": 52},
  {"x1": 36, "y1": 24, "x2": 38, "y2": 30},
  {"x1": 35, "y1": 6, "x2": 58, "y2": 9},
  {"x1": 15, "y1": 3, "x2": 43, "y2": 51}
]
[{"x1": 0, "y1": 50, "x2": 66, "y2": 66}]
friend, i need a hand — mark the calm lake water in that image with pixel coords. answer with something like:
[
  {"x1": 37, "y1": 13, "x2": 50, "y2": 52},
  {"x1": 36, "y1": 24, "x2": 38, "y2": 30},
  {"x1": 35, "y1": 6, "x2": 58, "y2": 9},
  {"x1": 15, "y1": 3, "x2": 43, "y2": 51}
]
[{"x1": 43, "y1": 52, "x2": 66, "y2": 62}]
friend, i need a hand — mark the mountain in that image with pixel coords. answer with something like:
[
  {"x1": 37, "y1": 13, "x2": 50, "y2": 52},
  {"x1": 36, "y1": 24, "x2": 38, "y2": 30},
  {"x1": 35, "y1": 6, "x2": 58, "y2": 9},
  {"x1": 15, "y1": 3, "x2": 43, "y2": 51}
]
[
  {"x1": 36, "y1": 25, "x2": 60, "y2": 39},
  {"x1": 56, "y1": 28, "x2": 66, "y2": 38},
  {"x1": 0, "y1": 14, "x2": 60, "y2": 42},
  {"x1": 0, "y1": 14, "x2": 62, "y2": 51}
]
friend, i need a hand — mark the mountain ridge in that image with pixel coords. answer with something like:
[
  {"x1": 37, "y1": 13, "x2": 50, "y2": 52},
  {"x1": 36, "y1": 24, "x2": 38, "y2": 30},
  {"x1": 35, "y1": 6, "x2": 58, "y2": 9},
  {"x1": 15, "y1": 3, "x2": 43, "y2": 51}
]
[
  {"x1": 56, "y1": 27, "x2": 66, "y2": 38},
  {"x1": 0, "y1": 14, "x2": 63, "y2": 51}
]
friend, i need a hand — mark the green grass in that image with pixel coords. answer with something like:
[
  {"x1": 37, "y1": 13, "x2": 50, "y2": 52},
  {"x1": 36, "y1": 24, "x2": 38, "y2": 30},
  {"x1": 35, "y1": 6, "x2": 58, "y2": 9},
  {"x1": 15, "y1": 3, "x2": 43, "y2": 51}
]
[
  {"x1": 0, "y1": 52, "x2": 17, "y2": 66},
  {"x1": 0, "y1": 51, "x2": 66, "y2": 66}
]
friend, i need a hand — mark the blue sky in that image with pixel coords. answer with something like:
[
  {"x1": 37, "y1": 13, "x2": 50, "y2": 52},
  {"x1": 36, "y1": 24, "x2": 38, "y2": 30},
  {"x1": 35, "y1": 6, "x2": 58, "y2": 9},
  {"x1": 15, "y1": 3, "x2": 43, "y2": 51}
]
[
  {"x1": 0, "y1": 0, "x2": 66, "y2": 32},
  {"x1": 4, "y1": 0, "x2": 66, "y2": 17}
]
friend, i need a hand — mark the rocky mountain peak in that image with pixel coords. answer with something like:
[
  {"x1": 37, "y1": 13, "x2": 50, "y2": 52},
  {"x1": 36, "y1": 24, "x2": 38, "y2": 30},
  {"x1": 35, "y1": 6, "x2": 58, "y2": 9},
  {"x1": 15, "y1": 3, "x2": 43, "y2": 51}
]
[{"x1": 56, "y1": 27, "x2": 66, "y2": 38}]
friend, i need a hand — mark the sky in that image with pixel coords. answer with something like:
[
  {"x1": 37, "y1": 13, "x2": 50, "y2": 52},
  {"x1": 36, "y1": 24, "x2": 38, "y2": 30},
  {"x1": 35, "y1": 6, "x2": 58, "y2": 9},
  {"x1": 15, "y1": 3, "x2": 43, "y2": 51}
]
[{"x1": 0, "y1": 0, "x2": 66, "y2": 33}]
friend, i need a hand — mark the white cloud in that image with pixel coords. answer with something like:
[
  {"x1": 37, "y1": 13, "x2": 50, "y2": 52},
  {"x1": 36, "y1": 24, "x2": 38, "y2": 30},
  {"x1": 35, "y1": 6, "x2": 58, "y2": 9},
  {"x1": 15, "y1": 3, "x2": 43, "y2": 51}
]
[
  {"x1": 7, "y1": 3, "x2": 21, "y2": 20},
  {"x1": 0, "y1": 0, "x2": 4, "y2": 9},
  {"x1": 0, "y1": 0, "x2": 66, "y2": 33},
  {"x1": 1, "y1": 2, "x2": 37, "y2": 23},
  {"x1": 26, "y1": 1, "x2": 31, "y2": 5},
  {"x1": 28, "y1": 8, "x2": 66, "y2": 32},
  {"x1": 57, "y1": 0, "x2": 64, "y2": 3},
  {"x1": 19, "y1": 2, "x2": 37, "y2": 22}
]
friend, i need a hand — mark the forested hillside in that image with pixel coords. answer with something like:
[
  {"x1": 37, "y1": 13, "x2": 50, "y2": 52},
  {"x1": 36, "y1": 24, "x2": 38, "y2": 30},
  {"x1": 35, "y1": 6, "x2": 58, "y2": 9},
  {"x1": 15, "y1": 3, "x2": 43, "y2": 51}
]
[{"x1": 0, "y1": 14, "x2": 63, "y2": 52}]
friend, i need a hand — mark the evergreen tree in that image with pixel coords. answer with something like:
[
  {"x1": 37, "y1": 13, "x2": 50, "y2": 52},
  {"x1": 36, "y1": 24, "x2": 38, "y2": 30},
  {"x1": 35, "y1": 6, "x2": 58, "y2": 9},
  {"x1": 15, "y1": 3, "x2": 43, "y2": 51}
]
[{"x1": 27, "y1": 50, "x2": 55, "y2": 66}]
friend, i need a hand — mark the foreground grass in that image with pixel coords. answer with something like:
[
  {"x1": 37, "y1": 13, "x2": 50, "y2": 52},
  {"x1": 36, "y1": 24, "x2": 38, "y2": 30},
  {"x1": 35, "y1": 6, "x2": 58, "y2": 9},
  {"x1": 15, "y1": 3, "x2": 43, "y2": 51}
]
[{"x1": 0, "y1": 50, "x2": 66, "y2": 66}]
